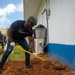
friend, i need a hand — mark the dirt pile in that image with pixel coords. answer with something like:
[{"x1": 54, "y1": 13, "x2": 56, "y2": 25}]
[{"x1": 0, "y1": 54, "x2": 75, "y2": 75}]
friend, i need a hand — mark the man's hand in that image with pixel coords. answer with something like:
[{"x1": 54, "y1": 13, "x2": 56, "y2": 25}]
[
  {"x1": 10, "y1": 42, "x2": 15, "y2": 47},
  {"x1": 33, "y1": 53, "x2": 37, "y2": 57}
]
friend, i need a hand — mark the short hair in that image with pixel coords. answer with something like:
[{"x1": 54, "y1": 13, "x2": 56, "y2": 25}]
[{"x1": 27, "y1": 16, "x2": 37, "y2": 26}]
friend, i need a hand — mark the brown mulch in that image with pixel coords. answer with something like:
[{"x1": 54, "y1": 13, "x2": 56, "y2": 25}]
[{"x1": 0, "y1": 53, "x2": 75, "y2": 75}]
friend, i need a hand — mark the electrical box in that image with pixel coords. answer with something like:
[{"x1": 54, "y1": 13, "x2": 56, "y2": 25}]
[
  {"x1": 34, "y1": 24, "x2": 47, "y2": 55},
  {"x1": 34, "y1": 39, "x2": 44, "y2": 54}
]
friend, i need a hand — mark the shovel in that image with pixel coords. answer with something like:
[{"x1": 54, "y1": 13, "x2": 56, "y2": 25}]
[{"x1": 16, "y1": 46, "x2": 46, "y2": 61}]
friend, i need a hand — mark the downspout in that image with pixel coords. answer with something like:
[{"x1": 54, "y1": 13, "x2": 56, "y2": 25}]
[
  {"x1": 41, "y1": 0, "x2": 50, "y2": 52},
  {"x1": 45, "y1": 0, "x2": 50, "y2": 44},
  {"x1": 41, "y1": 9, "x2": 48, "y2": 50},
  {"x1": 42, "y1": 9, "x2": 48, "y2": 29}
]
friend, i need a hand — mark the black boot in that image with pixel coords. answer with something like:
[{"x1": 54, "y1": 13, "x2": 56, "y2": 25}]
[
  {"x1": 0, "y1": 62, "x2": 2, "y2": 73},
  {"x1": 25, "y1": 60, "x2": 32, "y2": 69},
  {"x1": 26, "y1": 64, "x2": 32, "y2": 69},
  {"x1": 25, "y1": 52, "x2": 32, "y2": 69},
  {"x1": 0, "y1": 68, "x2": 2, "y2": 73}
]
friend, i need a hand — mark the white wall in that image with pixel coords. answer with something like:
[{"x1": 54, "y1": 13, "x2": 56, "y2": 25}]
[
  {"x1": 36, "y1": 1, "x2": 50, "y2": 44},
  {"x1": 49, "y1": 0, "x2": 75, "y2": 44},
  {"x1": 37, "y1": 1, "x2": 47, "y2": 28},
  {"x1": 37, "y1": 0, "x2": 75, "y2": 45}
]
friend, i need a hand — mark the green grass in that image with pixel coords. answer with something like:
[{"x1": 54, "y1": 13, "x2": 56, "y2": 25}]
[
  {"x1": 0, "y1": 45, "x2": 3, "y2": 56},
  {"x1": 9, "y1": 47, "x2": 25, "y2": 61},
  {"x1": 0, "y1": 45, "x2": 2, "y2": 49},
  {"x1": 0, "y1": 46, "x2": 25, "y2": 61}
]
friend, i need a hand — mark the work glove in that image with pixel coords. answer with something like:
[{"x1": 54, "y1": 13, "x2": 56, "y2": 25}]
[
  {"x1": 33, "y1": 53, "x2": 37, "y2": 57},
  {"x1": 10, "y1": 42, "x2": 15, "y2": 47}
]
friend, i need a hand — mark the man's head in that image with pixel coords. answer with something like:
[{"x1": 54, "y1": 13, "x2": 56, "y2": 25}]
[
  {"x1": 25, "y1": 16, "x2": 37, "y2": 29},
  {"x1": 27, "y1": 16, "x2": 37, "y2": 26}
]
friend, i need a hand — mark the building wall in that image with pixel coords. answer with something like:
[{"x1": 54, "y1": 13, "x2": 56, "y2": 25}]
[
  {"x1": 48, "y1": 0, "x2": 75, "y2": 71},
  {"x1": 36, "y1": 0, "x2": 49, "y2": 44},
  {"x1": 49, "y1": 0, "x2": 75, "y2": 44},
  {"x1": 37, "y1": 0, "x2": 47, "y2": 27},
  {"x1": 36, "y1": 0, "x2": 75, "y2": 71}
]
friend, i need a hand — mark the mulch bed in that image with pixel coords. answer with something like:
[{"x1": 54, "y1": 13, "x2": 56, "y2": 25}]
[{"x1": 0, "y1": 53, "x2": 75, "y2": 75}]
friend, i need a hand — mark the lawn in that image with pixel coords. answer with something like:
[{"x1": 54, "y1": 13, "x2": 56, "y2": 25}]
[{"x1": 0, "y1": 45, "x2": 25, "y2": 61}]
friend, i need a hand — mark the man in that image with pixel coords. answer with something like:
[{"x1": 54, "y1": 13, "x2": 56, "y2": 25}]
[
  {"x1": 0, "y1": 16, "x2": 36, "y2": 73},
  {"x1": 0, "y1": 31, "x2": 4, "y2": 49},
  {"x1": 3, "y1": 34, "x2": 6, "y2": 43}
]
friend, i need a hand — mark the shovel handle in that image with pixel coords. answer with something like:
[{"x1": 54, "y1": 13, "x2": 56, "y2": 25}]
[{"x1": 16, "y1": 46, "x2": 46, "y2": 61}]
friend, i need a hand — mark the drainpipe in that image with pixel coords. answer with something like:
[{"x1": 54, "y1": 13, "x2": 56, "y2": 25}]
[
  {"x1": 41, "y1": 0, "x2": 50, "y2": 52},
  {"x1": 45, "y1": 0, "x2": 50, "y2": 44},
  {"x1": 41, "y1": 9, "x2": 48, "y2": 50},
  {"x1": 42, "y1": 8, "x2": 50, "y2": 43},
  {"x1": 42, "y1": 9, "x2": 48, "y2": 29}
]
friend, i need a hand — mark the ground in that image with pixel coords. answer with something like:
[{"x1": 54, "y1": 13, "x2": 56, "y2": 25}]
[{"x1": 0, "y1": 54, "x2": 75, "y2": 75}]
